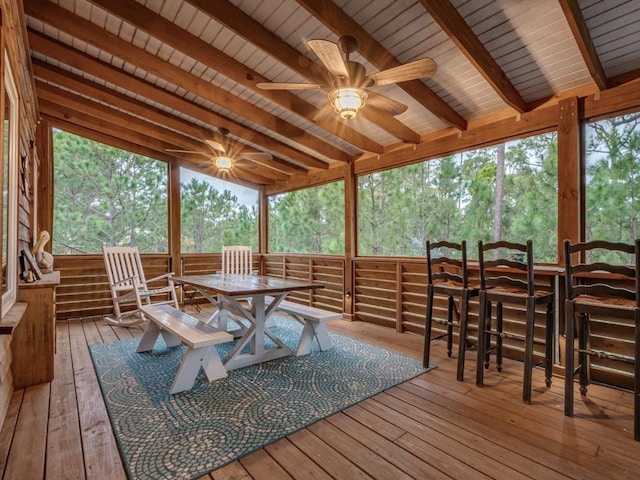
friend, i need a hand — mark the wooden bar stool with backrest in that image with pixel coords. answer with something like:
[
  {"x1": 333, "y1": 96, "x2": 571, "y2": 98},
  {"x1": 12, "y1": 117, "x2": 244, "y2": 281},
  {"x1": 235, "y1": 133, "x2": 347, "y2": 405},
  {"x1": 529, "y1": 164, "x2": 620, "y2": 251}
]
[
  {"x1": 564, "y1": 239, "x2": 640, "y2": 441},
  {"x1": 423, "y1": 240, "x2": 480, "y2": 380},
  {"x1": 476, "y1": 240, "x2": 555, "y2": 403}
]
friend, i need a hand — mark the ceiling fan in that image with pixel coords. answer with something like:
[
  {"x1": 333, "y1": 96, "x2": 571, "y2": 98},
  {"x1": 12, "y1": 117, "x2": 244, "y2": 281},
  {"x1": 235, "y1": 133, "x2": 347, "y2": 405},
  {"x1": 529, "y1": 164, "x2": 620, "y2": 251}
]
[
  {"x1": 166, "y1": 128, "x2": 272, "y2": 172},
  {"x1": 257, "y1": 35, "x2": 437, "y2": 121}
]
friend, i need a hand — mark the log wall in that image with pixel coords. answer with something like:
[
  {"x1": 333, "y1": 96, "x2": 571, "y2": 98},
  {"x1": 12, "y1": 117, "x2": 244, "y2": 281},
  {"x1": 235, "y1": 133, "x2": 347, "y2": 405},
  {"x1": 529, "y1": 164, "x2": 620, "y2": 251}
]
[{"x1": 0, "y1": 0, "x2": 41, "y2": 429}]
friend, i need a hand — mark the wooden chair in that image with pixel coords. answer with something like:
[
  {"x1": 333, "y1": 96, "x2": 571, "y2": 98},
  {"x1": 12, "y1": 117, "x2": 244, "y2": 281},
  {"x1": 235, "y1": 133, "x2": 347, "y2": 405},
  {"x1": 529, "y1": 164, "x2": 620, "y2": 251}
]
[
  {"x1": 423, "y1": 240, "x2": 480, "y2": 381},
  {"x1": 476, "y1": 240, "x2": 554, "y2": 403},
  {"x1": 564, "y1": 239, "x2": 640, "y2": 441},
  {"x1": 221, "y1": 245, "x2": 254, "y2": 275},
  {"x1": 217, "y1": 245, "x2": 255, "y2": 331},
  {"x1": 102, "y1": 246, "x2": 179, "y2": 326}
]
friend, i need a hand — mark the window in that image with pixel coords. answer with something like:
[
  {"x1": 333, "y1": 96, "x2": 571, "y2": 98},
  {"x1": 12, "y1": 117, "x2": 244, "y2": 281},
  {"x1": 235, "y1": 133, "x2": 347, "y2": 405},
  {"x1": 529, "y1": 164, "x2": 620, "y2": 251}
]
[
  {"x1": 585, "y1": 113, "x2": 640, "y2": 261},
  {"x1": 269, "y1": 182, "x2": 344, "y2": 254},
  {"x1": 53, "y1": 131, "x2": 168, "y2": 253},
  {"x1": 2, "y1": 56, "x2": 18, "y2": 316},
  {"x1": 180, "y1": 168, "x2": 258, "y2": 252},
  {"x1": 358, "y1": 132, "x2": 558, "y2": 261}
]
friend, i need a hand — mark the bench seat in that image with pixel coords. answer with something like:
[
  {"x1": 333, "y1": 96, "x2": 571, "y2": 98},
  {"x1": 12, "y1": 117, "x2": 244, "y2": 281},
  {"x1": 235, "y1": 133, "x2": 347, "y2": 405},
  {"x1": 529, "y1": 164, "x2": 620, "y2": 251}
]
[
  {"x1": 266, "y1": 297, "x2": 342, "y2": 356},
  {"x1": 138, "y1": 304, "x2": 234, "y2": 393}
]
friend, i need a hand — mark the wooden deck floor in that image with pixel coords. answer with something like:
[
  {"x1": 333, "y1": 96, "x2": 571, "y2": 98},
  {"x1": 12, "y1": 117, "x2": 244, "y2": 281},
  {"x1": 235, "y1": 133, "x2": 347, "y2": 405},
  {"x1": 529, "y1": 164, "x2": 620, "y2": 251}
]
[{"x1": 1, "y1": 308, "x2": 639, "y2": 479}]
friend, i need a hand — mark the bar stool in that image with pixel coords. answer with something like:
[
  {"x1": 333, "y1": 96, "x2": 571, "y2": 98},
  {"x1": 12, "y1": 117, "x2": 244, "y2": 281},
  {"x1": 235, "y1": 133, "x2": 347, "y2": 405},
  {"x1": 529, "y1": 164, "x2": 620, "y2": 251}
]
[
  {"x1": 423, "y1": 240, "x2": 480, "y2": 380},
  {"x1": 476, "y1": 240, "x2": 554, "y2": 404},
  {"x1": 564, "y1": 239, "x2": 640, "y2": 441}
]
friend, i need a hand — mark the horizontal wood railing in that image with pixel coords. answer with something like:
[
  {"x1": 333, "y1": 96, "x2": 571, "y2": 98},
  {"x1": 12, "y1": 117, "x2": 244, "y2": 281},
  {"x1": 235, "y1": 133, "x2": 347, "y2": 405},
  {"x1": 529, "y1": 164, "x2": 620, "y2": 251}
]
[{"x1": 53, "y1": 252, "x2": 633, "y2": 389}]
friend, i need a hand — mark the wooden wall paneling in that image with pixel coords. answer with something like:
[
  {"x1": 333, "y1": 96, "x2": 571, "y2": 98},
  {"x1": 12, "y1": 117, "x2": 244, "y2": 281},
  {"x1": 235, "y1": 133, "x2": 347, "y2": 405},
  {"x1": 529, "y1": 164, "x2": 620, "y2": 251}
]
[{"x1": 0, "y1": 0, "x2": 40, "y2": 432}]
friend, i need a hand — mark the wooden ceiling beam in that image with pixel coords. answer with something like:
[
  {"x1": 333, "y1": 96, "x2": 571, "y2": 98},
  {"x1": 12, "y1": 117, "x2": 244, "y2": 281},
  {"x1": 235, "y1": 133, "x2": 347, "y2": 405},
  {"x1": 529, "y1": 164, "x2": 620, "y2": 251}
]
[
  {"x1": 33, "y1": 60, "x2": 210, "y2": 141},
  {"x1": 183, "y1": 0, "x2": 418, "y2": 144},
  {"x1": 37, "y1": 80, "x2": 291, "y2": 184},
  {"x1": 24, "y1": 0, "x2": 350, "y2": 163},
  {"x1": 33, "y1": 60, "x2": 308, "y2": 177},
  {"x1": 42, "y1": 108, "x2": 272, "y2": 187},
  {"x1": 558, "y1": 0, "x2": 607, "y2": 92},
  {"x1": 296, "y1": 0, "x2": 467, "y2": 131},
  {"x1": 38, "y1": 106, "x2": 257, "y2": 184},
  {"x1": 28, "y1": 30, "x2": 328, "y2": 171},
  {"x1": 81, "y1": 0, "x2": 384, "y2": 153},
  {"x1": 37, "y1": 81, "x2": 214, "y2": 154},
  {"x1": 420, "y1": 0, "x2": 528, "y2": 114}
]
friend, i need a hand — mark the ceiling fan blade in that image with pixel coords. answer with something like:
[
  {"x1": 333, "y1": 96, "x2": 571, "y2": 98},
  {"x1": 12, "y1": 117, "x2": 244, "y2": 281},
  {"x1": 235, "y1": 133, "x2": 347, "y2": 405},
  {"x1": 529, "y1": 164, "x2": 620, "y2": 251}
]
[
  {"x1": 239, "y1": 152, "x2": 273, "y2": 161},
  {"x1": 205, "y1": 139, "x2": 226, "y2": 153},
  {"x1": 366, "y1": 91, "x2": 408, "y2": 116},
  {"x1": 257, "y1": 82, "x2": 323, "y2": 90},
  {"x1": 236, "y1": 159, "x2": 259, "y2": 169},
  {"x1": 367, "y1": 58, "x2": 437, "y2": 86},
  {"x1": 307, "y1": 39, "x2": 350, "y2": 78},
  {"x1": 313, "y1": 103, "x2": 335, "y2": 122}
]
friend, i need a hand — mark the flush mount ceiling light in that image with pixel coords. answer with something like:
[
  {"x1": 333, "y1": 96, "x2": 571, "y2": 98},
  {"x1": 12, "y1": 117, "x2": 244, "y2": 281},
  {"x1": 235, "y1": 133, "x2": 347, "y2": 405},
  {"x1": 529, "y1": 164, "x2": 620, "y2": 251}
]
[
  {"x1": 165, "y1": 128, "x2": 272, "y2": 173},
  {"x1": 215, "y1": 156, "x2": 233, "y2": 172},
  {"x1": 257, "y1": 35, "x2": 436, "y2": 121},
  {"x1": 329, "y1": 87, "x2": 368, "y2": 120}
]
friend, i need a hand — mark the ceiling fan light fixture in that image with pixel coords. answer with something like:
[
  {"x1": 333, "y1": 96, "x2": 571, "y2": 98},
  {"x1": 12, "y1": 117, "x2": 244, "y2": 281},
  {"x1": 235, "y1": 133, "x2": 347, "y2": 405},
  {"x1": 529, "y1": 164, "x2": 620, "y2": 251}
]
[
  {"x1": 215, "y1": 156, "x2": 234, "y2": 172},
  {"x1": 329, "y1": 87, "x2": 367, "y2": 120}
]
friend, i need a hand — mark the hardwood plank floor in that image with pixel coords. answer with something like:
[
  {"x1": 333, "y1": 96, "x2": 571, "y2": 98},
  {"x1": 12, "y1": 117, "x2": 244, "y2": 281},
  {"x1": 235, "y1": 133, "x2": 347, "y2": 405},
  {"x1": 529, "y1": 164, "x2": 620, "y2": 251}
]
[{"x1": 1, "y1": 308, "x2": 640, "y2": 479}]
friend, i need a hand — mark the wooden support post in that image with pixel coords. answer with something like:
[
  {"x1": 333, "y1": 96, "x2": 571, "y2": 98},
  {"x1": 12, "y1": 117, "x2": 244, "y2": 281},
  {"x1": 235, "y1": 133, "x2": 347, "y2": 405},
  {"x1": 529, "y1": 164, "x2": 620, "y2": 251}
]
[
  {"x1": 259, "y1": 187, "x2": 267, "y2": 273},
  {"x1": 168, "y1": 162, "x2": 181, "y2": 275},
  {"x1": 557, "y1": 96, "x2": 581, "y2": 344},
  {"x1": 35, "y1": 119, "x2": 53, "y2": 236},
  {"x1": 557, "y1": 96, "x2": 581, "y2": 264},
  {"x1": 343, "y1": 159, "x2": 356, "y2": 321}
]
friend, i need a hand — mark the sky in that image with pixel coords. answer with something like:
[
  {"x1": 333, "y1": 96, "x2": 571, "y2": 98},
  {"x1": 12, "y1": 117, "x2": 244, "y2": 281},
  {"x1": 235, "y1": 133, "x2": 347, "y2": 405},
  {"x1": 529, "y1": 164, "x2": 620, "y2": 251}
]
[{"x1": 180, "y1": 168, "x2": 258, "y2": 208}]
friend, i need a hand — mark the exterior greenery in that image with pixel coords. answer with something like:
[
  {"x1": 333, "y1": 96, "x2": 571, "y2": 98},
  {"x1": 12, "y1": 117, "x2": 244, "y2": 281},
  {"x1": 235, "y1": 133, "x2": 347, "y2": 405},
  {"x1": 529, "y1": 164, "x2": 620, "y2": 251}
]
[
  {"x1": 180, "y1": 169, "x2": 258, "y2": 252},
  {"x1": 585, "y1": 113, "x2": 640, "y2": 249},
  {"x1": 359, "y1": 133, "x2": 559, "y2": 261},
  {"x1": 52, "y1": 115, "x2": 640, "y2": 260},
  {"x1": 268, "y1": 182, "x2": 345, "y2": 254},
  {"x1": 53, "y1": 130, "x2": 168, "y2": 254}
]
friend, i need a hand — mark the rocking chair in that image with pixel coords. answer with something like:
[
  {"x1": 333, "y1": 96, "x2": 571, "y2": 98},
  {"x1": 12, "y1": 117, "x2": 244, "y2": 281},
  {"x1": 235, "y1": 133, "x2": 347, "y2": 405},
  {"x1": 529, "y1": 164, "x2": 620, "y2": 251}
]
[{"x1": 102, "y1": 246, "x2": 179, "y2": 326}]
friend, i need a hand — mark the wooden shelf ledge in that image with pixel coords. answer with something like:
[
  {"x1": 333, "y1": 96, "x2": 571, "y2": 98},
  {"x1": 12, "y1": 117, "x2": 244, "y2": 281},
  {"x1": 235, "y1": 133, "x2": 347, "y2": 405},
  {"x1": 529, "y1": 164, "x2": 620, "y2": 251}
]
[{"x1": 0, "y1": 302, "x2": 28, "y2": 335}]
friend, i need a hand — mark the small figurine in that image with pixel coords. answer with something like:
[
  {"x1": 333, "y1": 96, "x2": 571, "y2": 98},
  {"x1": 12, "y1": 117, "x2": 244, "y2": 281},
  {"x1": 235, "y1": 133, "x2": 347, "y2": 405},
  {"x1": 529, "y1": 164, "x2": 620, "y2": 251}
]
[{"x1": 32, "y1": 230, "x2": 54, "y2": 273}]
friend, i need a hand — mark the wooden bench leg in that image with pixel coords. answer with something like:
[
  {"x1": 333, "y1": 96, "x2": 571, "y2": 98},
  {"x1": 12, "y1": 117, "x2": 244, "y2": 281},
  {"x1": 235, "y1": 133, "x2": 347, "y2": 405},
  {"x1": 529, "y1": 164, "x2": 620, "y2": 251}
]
[{"x1": 295, "y1": 321, "x2": 332, "y2": 356}]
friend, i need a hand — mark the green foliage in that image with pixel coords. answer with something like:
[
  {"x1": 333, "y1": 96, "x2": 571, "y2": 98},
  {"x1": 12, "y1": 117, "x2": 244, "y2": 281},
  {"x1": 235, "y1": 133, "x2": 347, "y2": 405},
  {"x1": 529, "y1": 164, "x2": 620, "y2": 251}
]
[
  {"x1": 358, "y1": 132, "x2": 559, "y2": 262},
  {"x1": 268, "y1": 182, "x2": 344, "y2": 254},
  {"x1": 52, "y1": 115, "x2": 639, "y2": 263},
  {"x1": 585, "y1": 113, "x2": 640, "y2": 262},
  {"x1": 53, "y1": 131, "x2": 168, "y2": 254},
  {"x1": 180, "y1": 177, "x2": 257, "y2": 252}
]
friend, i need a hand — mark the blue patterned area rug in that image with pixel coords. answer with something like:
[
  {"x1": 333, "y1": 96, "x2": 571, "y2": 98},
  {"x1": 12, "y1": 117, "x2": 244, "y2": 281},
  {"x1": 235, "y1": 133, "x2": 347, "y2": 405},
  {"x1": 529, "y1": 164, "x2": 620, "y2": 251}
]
[{"x1": 89, "y1": 318, "x2": 428, "y2": 480}]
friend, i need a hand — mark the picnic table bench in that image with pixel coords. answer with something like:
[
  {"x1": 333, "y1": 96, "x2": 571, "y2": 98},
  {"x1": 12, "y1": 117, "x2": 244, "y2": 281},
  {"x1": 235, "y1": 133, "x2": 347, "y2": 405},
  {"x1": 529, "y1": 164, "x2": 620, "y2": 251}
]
[{"x1": 137, "y1": 304, "x2": 233, "y2": 393}]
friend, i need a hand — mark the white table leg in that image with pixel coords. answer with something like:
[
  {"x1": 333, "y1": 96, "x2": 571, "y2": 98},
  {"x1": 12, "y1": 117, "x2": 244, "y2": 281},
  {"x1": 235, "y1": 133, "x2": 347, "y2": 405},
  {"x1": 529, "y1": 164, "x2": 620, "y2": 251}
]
[{"x1": 222, "y1": 293, "x2": 292, "y2": 371}]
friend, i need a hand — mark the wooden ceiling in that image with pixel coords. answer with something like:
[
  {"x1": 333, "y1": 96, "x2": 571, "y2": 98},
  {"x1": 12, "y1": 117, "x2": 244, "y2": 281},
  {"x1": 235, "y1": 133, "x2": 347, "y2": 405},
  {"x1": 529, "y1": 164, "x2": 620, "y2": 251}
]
[{"x1": 24, "y1": 0, "x2": 640, "y2": 188}]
